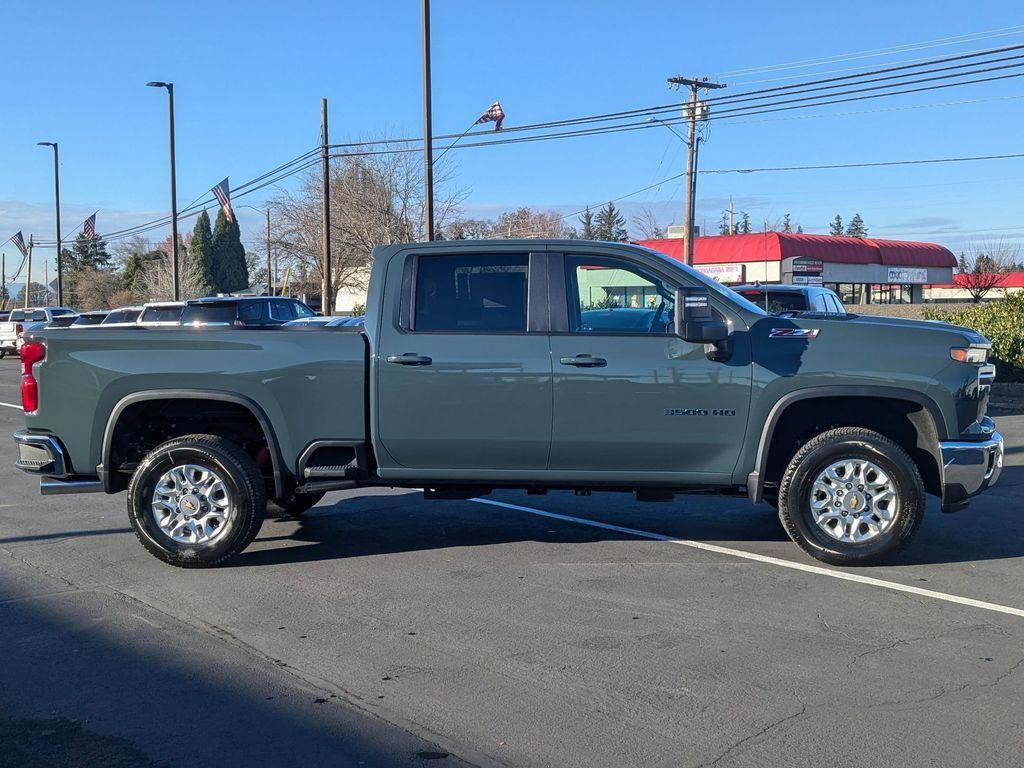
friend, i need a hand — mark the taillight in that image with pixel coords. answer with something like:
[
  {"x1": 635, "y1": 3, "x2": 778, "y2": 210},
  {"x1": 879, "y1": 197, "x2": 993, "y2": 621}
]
[
  {"x1": 15, "y1": 323, "x2": 23, "y2": 337},
  {"x1": 20, "y1": 341, "x2": 45, "y2": 413},
  {"x1": 233, "y1": 319, "x2": 245, "y2": 328}
]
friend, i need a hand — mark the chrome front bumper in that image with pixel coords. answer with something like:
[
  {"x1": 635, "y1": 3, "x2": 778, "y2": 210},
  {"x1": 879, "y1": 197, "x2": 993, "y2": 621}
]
[
  {"x1": 12, "y1": 430, "x2": 103, "y2": 495},
  {"x1": 940, "y1": 424, "x2": 1004, "y2": 512}
]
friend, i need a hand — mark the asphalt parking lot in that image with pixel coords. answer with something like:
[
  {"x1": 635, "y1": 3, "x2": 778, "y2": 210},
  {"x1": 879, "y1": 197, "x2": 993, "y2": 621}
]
[{"x1": 1, "y1": 360, "x2": 1022, "y2": 768}]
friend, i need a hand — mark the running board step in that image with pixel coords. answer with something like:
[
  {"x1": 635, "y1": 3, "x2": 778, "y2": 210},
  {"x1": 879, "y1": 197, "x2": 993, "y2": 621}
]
[{"x1": 304, "y1": 463, "x2": 360, "y2": 480}]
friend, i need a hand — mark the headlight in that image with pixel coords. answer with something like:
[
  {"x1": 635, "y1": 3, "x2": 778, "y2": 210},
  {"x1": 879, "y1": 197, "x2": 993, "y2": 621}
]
[{"x1": 950, "y1": 347, "x2": 988, "y2": 364}]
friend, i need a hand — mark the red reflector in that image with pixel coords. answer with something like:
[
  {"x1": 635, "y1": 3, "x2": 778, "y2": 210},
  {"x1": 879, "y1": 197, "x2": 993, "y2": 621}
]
[
  {"x1": 740, "y1": 291, "x2": 761, "y2": 297},
  {"x1": 15, "y1": 323, "x2": 23, "y2": 336},
  {"x1": 20, "y1": 341, "x2": 45, "y2": 413}
]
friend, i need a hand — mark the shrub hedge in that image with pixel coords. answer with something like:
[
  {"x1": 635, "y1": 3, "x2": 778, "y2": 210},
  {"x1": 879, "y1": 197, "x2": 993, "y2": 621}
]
[{"x1": 923, "y1": 293, "x2": 1024, "y2": 382}]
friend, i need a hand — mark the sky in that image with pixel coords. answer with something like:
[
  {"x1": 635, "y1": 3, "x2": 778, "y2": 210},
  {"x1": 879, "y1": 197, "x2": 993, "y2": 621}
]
[{"x1": 2, "y1": 0, "x2": 1024, "y2": 281}]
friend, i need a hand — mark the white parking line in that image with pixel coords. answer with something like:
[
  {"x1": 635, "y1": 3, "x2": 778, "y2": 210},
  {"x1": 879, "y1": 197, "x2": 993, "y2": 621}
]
[
  {"x1": 0, "y1": 402, "x2": 22, "y2": 410},
  {"x1": 472, "y1": 497, "x2": 1024, "y2": 619}
]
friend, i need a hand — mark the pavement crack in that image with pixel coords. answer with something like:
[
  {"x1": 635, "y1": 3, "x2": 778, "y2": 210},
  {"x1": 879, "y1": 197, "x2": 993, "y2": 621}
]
[{"x1": 696, "y1": 701, "x2": 807, "y2": 768}]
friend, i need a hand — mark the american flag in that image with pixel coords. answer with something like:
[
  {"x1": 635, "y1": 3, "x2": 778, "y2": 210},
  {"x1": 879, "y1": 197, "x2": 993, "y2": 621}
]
[
  {"x1": 212, "y1": 178, "x2": 235, "y2": 223},
  {"x1": 9, "y1": 231, "x2": 28, "y2": 258},
  {"x1": 475, "y1": 101, "x2": 505, "y2": 131},
  {"x1": 81, "y1": 212, "x2": 97, "y2": 239}
]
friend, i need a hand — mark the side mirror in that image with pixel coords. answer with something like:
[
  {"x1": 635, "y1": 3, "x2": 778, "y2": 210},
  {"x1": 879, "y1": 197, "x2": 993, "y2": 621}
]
[{"x1": 675, "y1": 287, "x2": 729, "y2": 344}]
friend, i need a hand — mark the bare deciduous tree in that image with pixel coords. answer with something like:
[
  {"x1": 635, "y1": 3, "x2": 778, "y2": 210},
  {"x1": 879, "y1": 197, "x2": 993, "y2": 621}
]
[
  {"x1": 631, "y1": 207, "x2": 665, "y2": 240},
  {"x1": 270, "y1": 141, "x2": 465, "y2": 299},
  {"x1": 492, "y1": 207, "x2": 575, "y2": 239},
  {"x1": 140, "y1": 250, "x2": 212, "y2": 301},
  {"x1": 958, "y1": 240, "x2": 1018, "y2": 303}
]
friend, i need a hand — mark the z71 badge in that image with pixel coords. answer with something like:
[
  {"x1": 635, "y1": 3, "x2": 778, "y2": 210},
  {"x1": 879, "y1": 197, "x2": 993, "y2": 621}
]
[{"x1": 769, "y1": 328, "x2": 820, "y2": 339}]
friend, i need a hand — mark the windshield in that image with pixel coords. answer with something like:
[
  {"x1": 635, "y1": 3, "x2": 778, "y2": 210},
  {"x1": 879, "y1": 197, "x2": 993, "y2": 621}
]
[{"x1": 632, "y1": 245, "x2": 767, "y2": 315}]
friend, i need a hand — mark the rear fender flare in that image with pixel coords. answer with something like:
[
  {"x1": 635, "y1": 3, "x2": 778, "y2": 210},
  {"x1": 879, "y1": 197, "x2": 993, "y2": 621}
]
[{"x1": 99, "y1": 389, "x2": 285, "y2": 497}]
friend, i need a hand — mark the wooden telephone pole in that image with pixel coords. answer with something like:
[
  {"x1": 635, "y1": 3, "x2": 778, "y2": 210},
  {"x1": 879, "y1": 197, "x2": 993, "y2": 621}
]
[{"x1": 666, "y1": 76, "x2": 725, "y2": 266}]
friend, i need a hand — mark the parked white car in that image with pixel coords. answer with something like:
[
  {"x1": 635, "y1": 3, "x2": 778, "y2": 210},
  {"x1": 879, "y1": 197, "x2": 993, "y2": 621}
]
[{"x1": 1, "y1": 307, "x2": 78, "y2": 356}]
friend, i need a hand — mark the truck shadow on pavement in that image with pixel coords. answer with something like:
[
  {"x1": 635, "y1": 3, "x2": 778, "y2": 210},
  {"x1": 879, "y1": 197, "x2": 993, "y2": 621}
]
[{"x1": 233, "y1": 474, "x2": 1024, "y2": 569}]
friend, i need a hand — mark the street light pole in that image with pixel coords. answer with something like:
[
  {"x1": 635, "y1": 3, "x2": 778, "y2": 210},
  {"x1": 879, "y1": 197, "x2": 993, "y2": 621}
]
[
  {"x1": 146, "y1": 81, "x2": 180, "y2": 300},
  {"x1": 37, "y1": 142, "x2": 62, "y2": 306},
  {"x1": 239, "y1": 204, "x2": 274, "y2": 296}
]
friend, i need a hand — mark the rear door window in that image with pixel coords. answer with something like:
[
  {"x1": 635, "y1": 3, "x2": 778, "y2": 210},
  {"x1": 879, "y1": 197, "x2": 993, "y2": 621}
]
[
  {"x1": 238, "y1": 302, "x2": 265, "y2": 323},
  {"x1": 413, "y1": 253, "x2": 529, "y2": 333},
  {"x1": 142, "y1": 306, "x2": 182, "y2": 323},
  {"x1": 269, "y1": 300, "x2": 294, "y2": 322}
]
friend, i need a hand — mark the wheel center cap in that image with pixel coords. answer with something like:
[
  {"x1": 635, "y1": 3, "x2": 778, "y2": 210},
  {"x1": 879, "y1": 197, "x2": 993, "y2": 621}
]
[
  {"x1": 179, "y1": 494, "x2": 201, "y2": 515},
  {"x1": 842, "y1": 491, "x2": 867, "y2": 513}
]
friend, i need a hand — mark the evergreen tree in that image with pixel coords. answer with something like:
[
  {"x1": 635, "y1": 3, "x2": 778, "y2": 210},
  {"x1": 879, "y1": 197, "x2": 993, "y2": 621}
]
[
  {"x1": 829, "y1": 214, "x2": 844, "y2": 236},
  {"x1": 781, "y1": 213, "x2": 793, "y2": 233},
  {"x1": 210, "y1": 209, "x2": 249, "y2": 293},
  {"x1": 845, "y1": 213, "x2": 868, "y2": 238},
  {"x1": 188, "y1": 210, "x2": 215, "y2": 296},
  {"x1": 958, "y1": 252, "x2": 968, "y2": 273},
  {"x1": 718, "y1": 211, "x2": 731, "y2": 235},
  {"x1": 739, "y1": 212, "x2": 752, "y2": 235},
  {"x1": 593, "y1": 202, "x2": 628, "y2": 241},
  {"x1": 579, "y1": 207, "x2": 595, "y2": 240},
  {"x1": 65, "y1": 232, "x2": 111, "y2": 271},
  {"x1": 796, "y1": 225, "x2": 804, "y2": 234}
]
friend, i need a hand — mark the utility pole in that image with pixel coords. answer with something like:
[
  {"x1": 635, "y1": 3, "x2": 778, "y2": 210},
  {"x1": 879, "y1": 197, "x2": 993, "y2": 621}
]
[
  {"x1": 667, "y1": 76, "x2": 726, "y2": 265},
  {"x1": 25, "y1": 235, "x2": 33, "y2": 309},
  {"x1": 728, "y1": 197, "x2": 735, "y2": 235},
  {"x1": 1, "y1": 254, "x2": 5, "y2": 311},
  {"x1": 421, "y1": 0, "x2": 435, "y2": 241},
  {"x1": 265, "y1": 208, "x2": 273, "y2": 296},
  {"x1": 320, "y1": 98, "x2": 332, "y2": 316}
]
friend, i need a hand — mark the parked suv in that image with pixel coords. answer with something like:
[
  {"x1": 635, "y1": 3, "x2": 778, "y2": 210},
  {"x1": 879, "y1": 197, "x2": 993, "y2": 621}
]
[
  {"x1": 181, "y1": 296, "x2": 317, "y2": 328},
  {"x1": 732, "y1": 284, "x2": 846, "y2": 316},
  {"x1": 138, "y1": 301, "x2": 185, "y2": 327}
]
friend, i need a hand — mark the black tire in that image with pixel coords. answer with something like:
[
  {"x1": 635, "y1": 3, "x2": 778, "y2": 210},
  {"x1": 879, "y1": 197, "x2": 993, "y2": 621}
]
[
  {"x1": 127, "y1": 434, "x2": 266, "y2": 568},
  {"x1": 269, "y1": 489, "x2": 326, "y2": 517},
  {"x1": 777, "y1": 427, "x2": 924, "y2": 567}
]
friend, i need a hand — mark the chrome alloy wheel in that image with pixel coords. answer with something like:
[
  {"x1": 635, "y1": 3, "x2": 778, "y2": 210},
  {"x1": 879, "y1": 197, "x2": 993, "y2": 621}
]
[
  {"x1": 151, "y1": 464, "x2": 232, "y2": 544},
  {"x1": 809, "y1": 458, "x2": 898, "y2": 544}
]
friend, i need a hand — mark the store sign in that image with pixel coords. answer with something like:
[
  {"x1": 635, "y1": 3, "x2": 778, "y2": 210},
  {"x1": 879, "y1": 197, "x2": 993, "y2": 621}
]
[
  {"x1": 696, "y1": 263, "x2": 745, "y2": 283},
  {"x1": 886, "y1": 267, "x2": 928, "y2": 284},
  {"x1": 793, "y1": 275, "x2": 823, "y2": 286},
  {"x1": 792, "y1": 256, "x2": 824, "y2": 275}
]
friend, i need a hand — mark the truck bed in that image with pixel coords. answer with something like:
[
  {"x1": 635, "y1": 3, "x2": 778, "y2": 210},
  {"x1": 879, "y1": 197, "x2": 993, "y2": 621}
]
[{"x1": 25, "y1": 326, "x2": 369, "y2": 480}]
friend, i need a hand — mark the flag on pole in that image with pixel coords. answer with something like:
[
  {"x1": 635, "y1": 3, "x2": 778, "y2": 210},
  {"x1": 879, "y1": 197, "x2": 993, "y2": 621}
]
[
  {"x1": 9, "y1": 231, "x2": 28, "y2": 258},
  {"x1": 81, "y1": 212, "x2": 97, "y2": 239},
  {"x1": 212, "y1": 178, "x2": 235, "y2": 223},
  {"x1": 475, "y1": 101, "x2": 505, "y2": 131}
]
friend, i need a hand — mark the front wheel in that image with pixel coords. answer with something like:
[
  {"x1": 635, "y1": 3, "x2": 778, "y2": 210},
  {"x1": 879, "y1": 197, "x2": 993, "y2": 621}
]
[
  {"x1": 777, "y1": 427, "x2": 924, "y2": 567},
  {"x1": 127, "y1": 434, "x2": 267, "y2": 568}
]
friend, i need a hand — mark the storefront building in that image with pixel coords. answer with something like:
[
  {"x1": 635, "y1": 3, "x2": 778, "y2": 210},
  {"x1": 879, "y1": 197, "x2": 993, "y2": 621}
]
[{"x1": 638, "y1": 232, "x2": 956, "y2": 304}]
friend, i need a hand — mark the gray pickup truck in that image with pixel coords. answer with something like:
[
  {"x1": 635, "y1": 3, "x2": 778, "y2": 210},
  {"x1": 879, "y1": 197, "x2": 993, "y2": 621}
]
[{"x1": 13, "y1": 240, "x2": 1003, "y2": 568}]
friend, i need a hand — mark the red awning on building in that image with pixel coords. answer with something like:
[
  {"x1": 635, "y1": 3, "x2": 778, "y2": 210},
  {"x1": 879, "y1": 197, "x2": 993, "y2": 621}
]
[{"x1": 637, "y1": 233, "x2": 957, "y2": 268}]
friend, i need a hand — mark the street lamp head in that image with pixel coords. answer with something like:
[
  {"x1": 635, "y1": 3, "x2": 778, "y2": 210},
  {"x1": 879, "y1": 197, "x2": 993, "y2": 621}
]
[
  {"x1": 146, "y1": 81, "x2": 169, "y2": 88},
  {"x1": 37, "y1": 141, "x2": 55, "y2": 147}
]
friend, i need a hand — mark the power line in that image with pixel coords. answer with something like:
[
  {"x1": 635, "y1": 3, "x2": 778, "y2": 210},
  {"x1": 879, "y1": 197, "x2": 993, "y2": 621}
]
[{"x1": 717, "y1": 24, "x2": 1024, "y2": 79}]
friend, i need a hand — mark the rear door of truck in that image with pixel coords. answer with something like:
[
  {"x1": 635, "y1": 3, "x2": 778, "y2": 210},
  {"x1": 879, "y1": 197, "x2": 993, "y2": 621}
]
[{"x1": 374, "y1": 247, "x2": 552, "y2": 471}]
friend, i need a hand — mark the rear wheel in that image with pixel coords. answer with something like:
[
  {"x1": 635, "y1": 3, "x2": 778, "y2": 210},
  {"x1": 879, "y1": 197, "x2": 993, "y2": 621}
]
[
  {"x1": 777, "y1": 427, "x2": 924, "y2": 566},
  {"x1": 269, "y1": 489, "x2": 326, "y2": 517},
  {"x1": 127, "y1": 434, "x2": 266, "y2": 568}
]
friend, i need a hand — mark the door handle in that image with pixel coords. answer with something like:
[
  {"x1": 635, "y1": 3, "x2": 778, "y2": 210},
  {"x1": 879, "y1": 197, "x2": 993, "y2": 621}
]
[
  {"x1": 387, "y1": 353, "x2": 433, "y2": 366},
  {"x1": 560, "y1": 354, "x2": 607, "y2": 368}
]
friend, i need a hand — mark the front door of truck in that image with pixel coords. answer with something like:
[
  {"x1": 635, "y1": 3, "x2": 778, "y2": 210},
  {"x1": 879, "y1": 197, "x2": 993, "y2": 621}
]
[
  {"x1": 548, "y1": 252, "x2": 750, "y2": 481},
  {"x1": 375, "y1": 250, "x2": 553, "y2": 473}
]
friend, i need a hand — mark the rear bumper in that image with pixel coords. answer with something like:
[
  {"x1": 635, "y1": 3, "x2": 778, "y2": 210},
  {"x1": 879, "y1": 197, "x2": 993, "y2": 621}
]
[
  {"x1": 12, "y1": 430, "x2": 103, "y2": 495},
  {"x1": 940, "y1": 423, "x2": 1003, "y2": 512}
]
